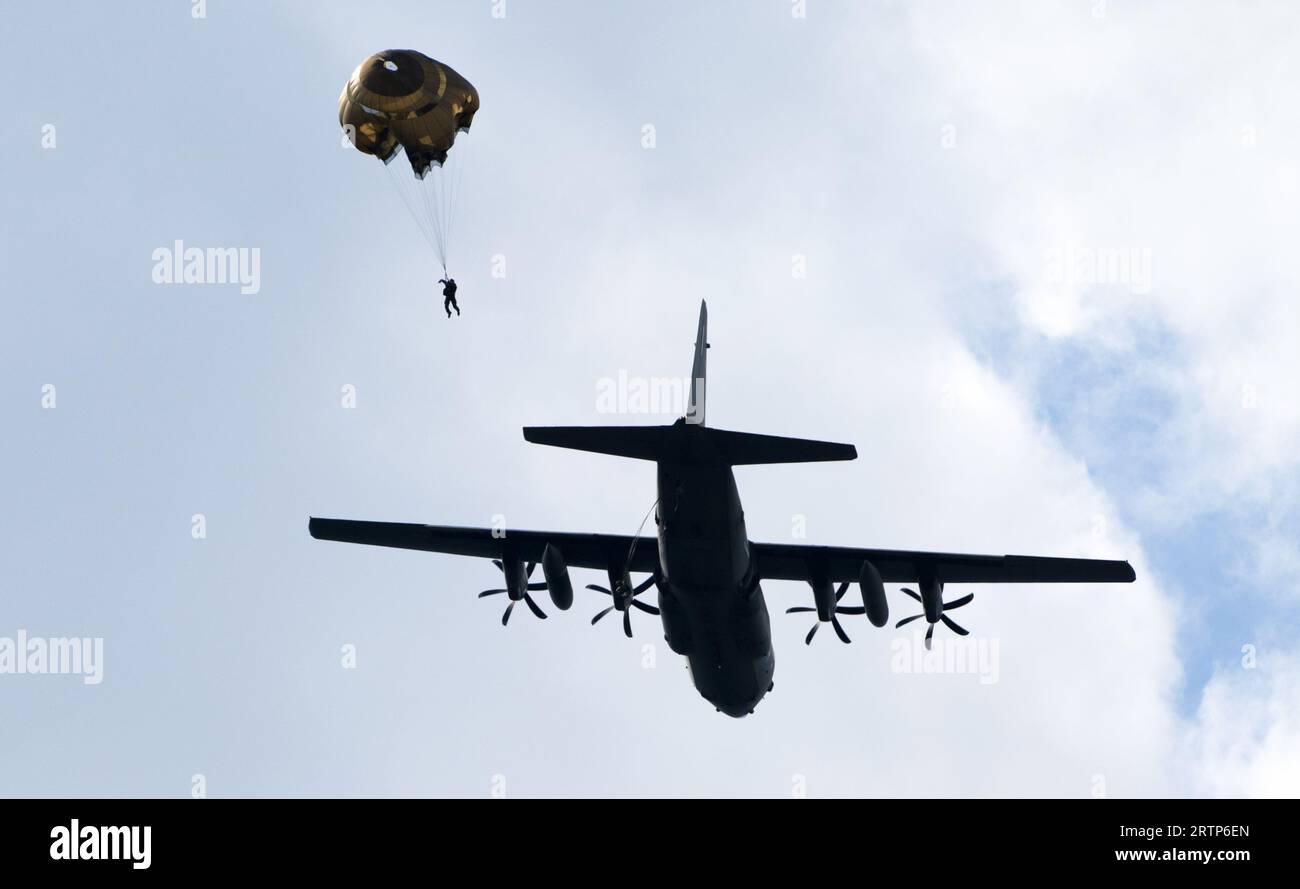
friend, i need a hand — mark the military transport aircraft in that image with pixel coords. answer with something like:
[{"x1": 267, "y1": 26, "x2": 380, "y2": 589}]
[{"x1": 310, "y1": 301, "x2": 1135, "y2": 717}]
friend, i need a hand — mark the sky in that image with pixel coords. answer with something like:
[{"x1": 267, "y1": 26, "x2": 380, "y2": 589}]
[{"x1": 2, "y1": 0, "x2": 1298, "y2": 797}]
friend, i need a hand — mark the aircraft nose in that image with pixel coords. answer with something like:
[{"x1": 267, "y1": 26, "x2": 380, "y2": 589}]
[{"x1": 713, "y1": 696, "x2": 761, "y2": 718}]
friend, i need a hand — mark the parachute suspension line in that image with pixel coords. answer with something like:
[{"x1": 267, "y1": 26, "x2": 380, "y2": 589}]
[
  {"x1": 437, "y1": 171, "x2": 449, "y2": 272},
  {"x1": 406, "y1": 162, "x2": 442, "y2": 253},
  {"x1": 432, "y1": 161, "x2": 453, "y2": 273},
  {"x1": 420, "y1": 175, "x2": 445, "y2": 272},
  {"x1": 384, "y1": 159, "x2": 439, "y2": 257},
  {"x1": 426, "y1": 167, "x2": 452, "y2": 270},
  {"x1": 444, "y1": 141, "x2": 470, "y2": 270},
  {"x1": 441, "y1": 160, "x2": 454, "y2": 268},
  {"x1": 378, "y1": 151, "x2": 466, "y2": 276}
]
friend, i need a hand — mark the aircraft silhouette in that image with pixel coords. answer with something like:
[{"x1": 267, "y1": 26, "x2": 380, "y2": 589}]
[{"x1": 310, "y1": 301, "x2": 1135, "y2": 716}]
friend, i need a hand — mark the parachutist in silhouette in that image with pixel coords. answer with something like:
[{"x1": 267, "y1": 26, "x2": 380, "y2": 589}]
[{"x1": 439, "y1": 276, "x2": 459, "y2": 318}]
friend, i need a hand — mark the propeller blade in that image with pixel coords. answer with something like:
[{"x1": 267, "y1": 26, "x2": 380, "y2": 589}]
[
  {"x1": 523, "y1": 593, "x2": 548, "y2": 620},
  {"x1": 478, "y1": 589, "x2": 507, "y2": 598},
  {"x1": 941, "y1": 615, "x2": 968, "y2": 636},
  {"x1": 631, "y1": 599, "x2": 660, "y2": 615},
  {"x1": 901, "y1": 587, "x2": 922, "y2": 603},
  {"x1": 895, "y1": 613, "x2": 925, "y2": 628},
  {"x1": 586, "y1": 584, "x2": 612, "y2": 595},
  {"x1": 591, "y1": 605, "x2": 615, "y2": 625},
  {"x1": 831, "y1": 615, "x2": 851, "y2": 644},
  {"x1": 836, "y1": 606, "x2": 866, "y2": 615},
  {"x1": 835, "y1": 581, "x2": 850, "y2": 602},
  {"x1": 924, "y1": 623, "x2": 935, "y2": 650},
  {"x1": 502, "y1": 601, "x2": 516, "y2": 626},
  {"x1": 805, "y1": 622, "x2": 820, "y2": 645},
  {"x1": 623, "y1": 610, "x2": 633, "y2": 638},
  {"x1": 633, "y1": 575, "x2": 657, "y2": 594},
  {"x1": 944, "y1": 593, "x2": 974, "y2": 611},
  {"x1": 786, "y1": 606, "x2": 816, "y2": 614}
]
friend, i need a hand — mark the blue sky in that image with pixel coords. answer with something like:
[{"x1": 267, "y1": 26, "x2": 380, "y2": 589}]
[{"x1": 3, "y1": 1, "x2": 1299, "y2": 797}]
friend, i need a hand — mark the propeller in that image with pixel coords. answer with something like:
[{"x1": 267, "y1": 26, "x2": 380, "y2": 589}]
[
  {"x1": 587, "y1": 572, "x2": 660, "y2": 638},
  {"x1": 478, "y1": 559, "x2": 550, "y2": 626},
  {"x1": 786, "y1": 582, "x2": 865, "y2": 645},
  {"x1": 895, "y1": 588, "x2": 973, "y2": 650}
]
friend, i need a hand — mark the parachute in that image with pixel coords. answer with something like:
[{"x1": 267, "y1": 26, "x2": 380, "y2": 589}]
[{"x1": 339, "y1": 50, "x2": 479, "y2": 273}]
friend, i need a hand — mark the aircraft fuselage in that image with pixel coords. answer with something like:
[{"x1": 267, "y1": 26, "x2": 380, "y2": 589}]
[{"x1": 655, "y1": 460, "x2": 774, "y2": 717}]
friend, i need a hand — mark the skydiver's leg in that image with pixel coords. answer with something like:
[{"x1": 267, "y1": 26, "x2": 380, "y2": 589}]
[
  {"x1": 444, "y1": 295, "x2": 453, "y2": 318},
  {"x1": 451, "y1": 295, "x2": 460, "y2": 316}
]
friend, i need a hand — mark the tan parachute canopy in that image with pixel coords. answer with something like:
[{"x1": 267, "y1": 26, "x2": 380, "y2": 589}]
[{"x1": 339, "y1": 49, "x2": 479, "y2": 179}]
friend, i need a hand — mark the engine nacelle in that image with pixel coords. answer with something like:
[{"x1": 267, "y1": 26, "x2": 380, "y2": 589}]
[
  {"x1": 858, "y1": 560, "x2": 888, "y2": 627},
  {"x1": 920, "y1": 576, "x2": 943, "y2": 623},
  {"x1": 501, "y1": 555, "x2": 529, "y2": 599},
  {"x1": 541, "y1": 543, "x2": 573, "y2": 610}
]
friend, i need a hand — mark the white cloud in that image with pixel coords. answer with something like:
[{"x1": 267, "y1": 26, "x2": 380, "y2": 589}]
[
  {"x1": 891, "y1": 1, "x2": 1300, "y2": 539},
  {"x1": 1189, "y1": 650, "x2": 1300, "y2": 797},
  {"x1": 869, "y1": 0, "x2": 1300, "y2": 794}
]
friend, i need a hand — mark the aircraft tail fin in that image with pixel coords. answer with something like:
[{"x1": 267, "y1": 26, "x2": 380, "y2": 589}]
[
  {"x1": 523, "y1": 300, "x2": 856, "y2": 466},
  {"x1": 687, "y1": 300, "x2": 707, "y2": 426}
]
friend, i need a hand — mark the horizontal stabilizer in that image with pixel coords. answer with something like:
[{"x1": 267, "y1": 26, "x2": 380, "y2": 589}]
[
  {"x1": 524, "y1": 425, "x2": 677, "y2": 461},
  {"x1": 523, "y1": 424, "x2": 856, "y2": 466},
  {"x1": 712, "y1": 428, "x2": 857, "y2": 465}
]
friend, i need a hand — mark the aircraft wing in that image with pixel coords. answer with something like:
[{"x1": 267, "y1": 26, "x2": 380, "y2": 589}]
[
  {"x1": 750, "y1": 541, "x2": 1135, "y2": 585},
  {"x1": 311, "y1": 519, "x2": 1133, "y2": 586},
  {"x1": 308, "y1": 518, "x2": 661, "y2": 574}
]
